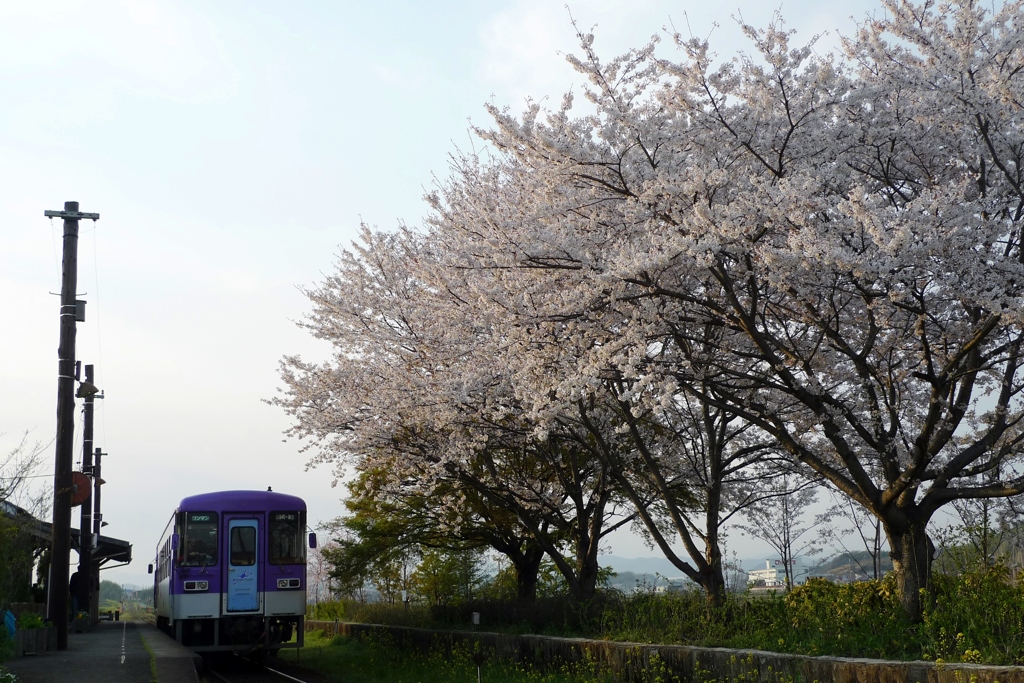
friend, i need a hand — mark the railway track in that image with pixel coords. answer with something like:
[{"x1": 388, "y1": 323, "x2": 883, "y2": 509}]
[{"x1": 204, "y1": 652, "x2": 331, "y2": 683}]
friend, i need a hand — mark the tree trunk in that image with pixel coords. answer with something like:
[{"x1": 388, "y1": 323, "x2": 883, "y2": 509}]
[
  {"x1": 886, "y1": 520, "x2": 934, "y2": 623},
  {"x1": 513, "y1": 546, "x2": 544, "y2": 603},
  {"x1": 699, "y1": 564, "x2": 727, "y2": 611},
  {"x1": 702, "y1": 467, "x2": 727, "y2": 610},
  {"x1": 575, "y1": 552, "x2": 601, "y2": 601}
]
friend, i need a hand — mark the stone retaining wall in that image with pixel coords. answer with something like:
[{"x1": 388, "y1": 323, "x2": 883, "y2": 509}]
[{"x1": 306, "y1": 620, "x2": 1024, "y2": 683}]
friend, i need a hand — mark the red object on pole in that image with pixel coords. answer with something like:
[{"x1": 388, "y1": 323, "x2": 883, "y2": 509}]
[{"x1": 70, "y1": 472, "x2": 91, "y2": 507}]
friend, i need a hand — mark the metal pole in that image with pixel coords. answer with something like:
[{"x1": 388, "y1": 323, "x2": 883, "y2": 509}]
[
  {"x1": 92, "y1": 447, "x2": 105, "y2": 622},
  {"x1": 78, "y1": 364, "x2": 94, "y2": 623},
  {"x1": 44, "y1": 201, "x2": 98, "y2": 649},
  {"x1": 93, "y1": 449, "x2": 104, "y2": 547}
]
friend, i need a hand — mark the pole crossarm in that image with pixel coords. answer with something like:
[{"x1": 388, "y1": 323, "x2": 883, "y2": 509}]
[{"x1": 44, "y1": 210, "x2": 100, "y2": 220}]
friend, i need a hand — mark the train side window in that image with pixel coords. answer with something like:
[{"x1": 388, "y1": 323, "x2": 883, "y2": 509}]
[
  {"x1": 230, "y1": 526, "x2": 256, "y2": 566},
  {"x1": 159, "y1": 538, "x2": 170, "y2": 580},
  {"x1": 269, "y1": 511, "x2": 306, "y2": 565}
]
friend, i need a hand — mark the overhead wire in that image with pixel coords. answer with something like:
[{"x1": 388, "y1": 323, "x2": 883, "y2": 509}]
[
  {"x1": 49, "y1": 217, "x2": 60, "y2": 279},
  {"x1": 90, "y1": 223, "x2": 107, "y2": 447}
]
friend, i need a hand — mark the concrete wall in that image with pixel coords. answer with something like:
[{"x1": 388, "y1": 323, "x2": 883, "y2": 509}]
[{"x1": 306, "y1": 620, "x2": 1024, "y2": 683}]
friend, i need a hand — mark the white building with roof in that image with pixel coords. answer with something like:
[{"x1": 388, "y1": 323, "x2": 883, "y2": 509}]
[{"x1": 747, "y1": 559, "x2": 823, "y2": 587}]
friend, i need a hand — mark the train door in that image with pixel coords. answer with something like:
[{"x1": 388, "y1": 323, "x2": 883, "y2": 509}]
[{"x1": 226, "y1": 518, "x2": 260, "y2": 612}]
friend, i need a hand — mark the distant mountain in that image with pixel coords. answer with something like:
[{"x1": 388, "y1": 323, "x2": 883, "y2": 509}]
[
  {"x1": 817, "y1": 550, "x2": 893, "y2": 579},
  {"x1": 119, "y1": 583, "x2": 148, "y2": 591},
  {"x1": 605, "y1": 570, "x2": 662, "y2": 591},
  {"x1": 602, "y1": 555, "x2": 690, "y2": 578},
  {"x1": 603, "y1": 555, "x2": 767, "y2": 576},
  {"x1": 603, "y1": 554, "x2": 825, "y2": 577},
  {"x1": 602, "y1": 551, "x2": 895, "y2": 589}
]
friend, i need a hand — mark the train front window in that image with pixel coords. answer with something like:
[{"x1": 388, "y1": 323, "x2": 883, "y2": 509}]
[
  {"x1": 179, "y1": 512, "x2": 218, "y2": 567},
  {"x1": 230, "y1": 526, "x2": 257, "y2": 566},
  {"x1": 269, "y1": 511, "x2": 306, "y2": 564}
]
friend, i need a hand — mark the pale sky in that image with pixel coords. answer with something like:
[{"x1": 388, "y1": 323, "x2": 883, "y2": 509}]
[{"x1": 1, "y1": 0, "x2": 884, "y2": 588}]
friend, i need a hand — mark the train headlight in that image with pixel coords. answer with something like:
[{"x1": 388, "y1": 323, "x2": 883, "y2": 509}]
[
  {"x1": 277, "y1": 579, "x2": 301, "y2": 589},
  {"x1": 184, "y1": 581, "x2": 209, "y2": 591}
]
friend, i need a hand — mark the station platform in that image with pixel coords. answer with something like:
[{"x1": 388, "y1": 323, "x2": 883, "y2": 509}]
[{"x1": 3, "y1": 620, "x2": 200, "y2": 683}]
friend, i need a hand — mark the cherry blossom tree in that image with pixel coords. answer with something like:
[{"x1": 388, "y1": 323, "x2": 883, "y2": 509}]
[
  {"x1": 278, "y1": 0, "x2": 1024, "y2": 623},
  {"x1": 273, "y1": 228, "x2": 631, "y2": 601},
  {"x1": 421, "y1": 0, "x2": 1024, "y2": 622},
  {"x1": 579, "y1": 349, "x2": 790, "y2": 607},
  {"x1": 534, "y1": 364, "x2": 784, "y2": 607},
  {"x1": 418, "y1": 147, "x2": 790, "y2": 606},
  {"x1": 305, "y1": 533, "x2": 337, "y2": 605},
  {"x1": 410, "y1": 187, "x2": 786, "y2": 607}
]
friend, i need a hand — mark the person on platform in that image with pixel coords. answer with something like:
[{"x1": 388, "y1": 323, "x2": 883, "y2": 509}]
[{"x1": 68, "y1": 572, "x2": 80, "y2": 622}]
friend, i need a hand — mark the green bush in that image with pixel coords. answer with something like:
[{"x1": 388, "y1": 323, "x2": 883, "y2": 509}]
[
  {"x1": 15, "y1": 613, "x2": 43, "y2": 630},
  {"x1": 598, "y1": 587, "x2": 740, "y2": 646},
  {"x1": 923, "y1": 565, "x2": 1024, "y2": 664},
  {"x1": 308, "y1": 599, "x2": 438, "y2": 628},
  {"x1": 0, "y1": 627, "x2": 12, "y2": 665},
  {"x1": 346, "y1": 600, "x2": 434, "y2": 628},
  {"x1": 308, "y1": 600, "x2": 346, "y2": 621},
  {"x1": 295, "y1": 628, "x2": 622, "y2": 682},
  {"x1": 432, "y1": 595, "x2": 612, "y2": 636},
  {"x1": 317, "y1": 566, "x2": 1024, "y2": 665},
  {"x1": 777, "y1": 577, "x2": 913, "y2": 658},
  {"x1": 0, "y1": 517, "x2": 36, "y2": 611}
]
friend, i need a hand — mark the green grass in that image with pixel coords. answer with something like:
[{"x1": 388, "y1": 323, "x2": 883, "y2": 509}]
[
  {"x1": 139, "y1": 629, "x2": 158, "y2": 683},
  {"x1": 277, "y1": 629, "x2": 621, "y2": 683}
]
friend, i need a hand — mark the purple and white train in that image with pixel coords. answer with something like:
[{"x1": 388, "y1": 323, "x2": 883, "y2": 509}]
[{"x1": 150, "y1": 489, "x2": 315, "y2": 655}]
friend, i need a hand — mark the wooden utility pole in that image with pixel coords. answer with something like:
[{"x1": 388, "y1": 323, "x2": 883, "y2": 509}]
[{"x1": 45, "y1": 201, "x2": 99, "y2": 650}]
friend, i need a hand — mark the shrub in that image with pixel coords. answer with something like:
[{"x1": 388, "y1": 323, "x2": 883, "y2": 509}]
[
  {"x1": 598, "y1": 586, "x2": 739, "y2": 645},
  {"x1": 15, "y1": 613, "x2": 43, "y2": 630},
  {"x1": 432, "y1": 595, "x2": 611, "y2": 636},
  {"x1": 0, "y1": 628, "x2": 12, "y2": 665},
  {"x1": 313, "y1": 566, "x2": 1024, "y2": 665},
  {"x1": 308, "y1": 600, "x2": 346, "y2": 622},
  {"x1": 779, "y1": 577, "x2": 912, "y2": 658},
  {"x1": 923, "y1": 565, "x2": 1024, "y2": 665}
]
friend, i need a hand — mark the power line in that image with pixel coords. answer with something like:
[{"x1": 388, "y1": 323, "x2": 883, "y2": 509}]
[{"x1": 91, "y1": 227, "x2": 107, "y2": 446}]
